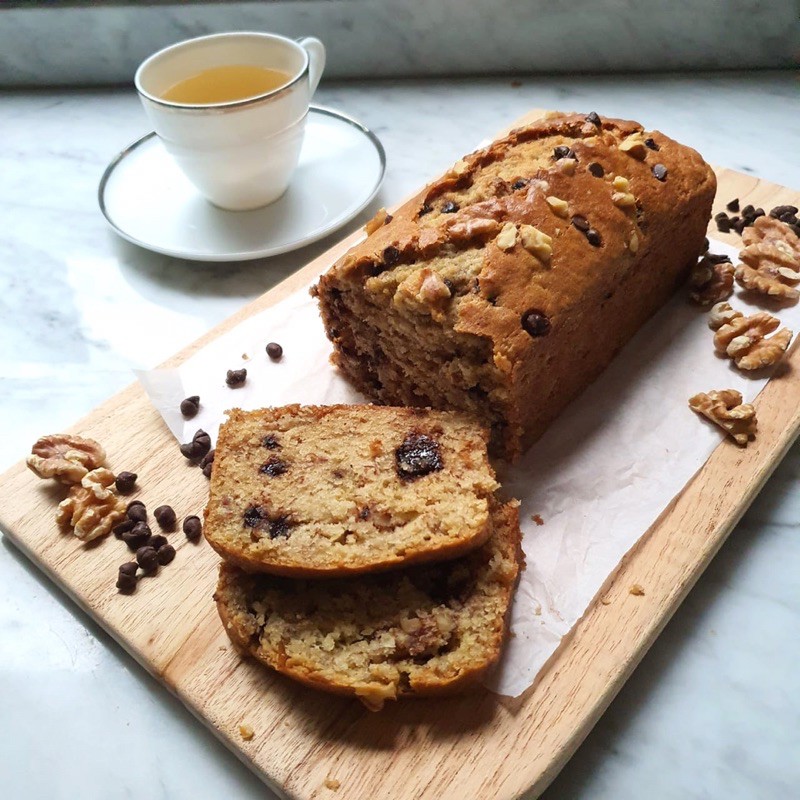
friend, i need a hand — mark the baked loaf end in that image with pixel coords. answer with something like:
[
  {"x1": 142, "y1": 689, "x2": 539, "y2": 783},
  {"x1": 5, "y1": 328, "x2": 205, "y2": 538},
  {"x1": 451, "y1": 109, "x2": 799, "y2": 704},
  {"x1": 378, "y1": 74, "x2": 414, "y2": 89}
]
[
  {"x1": 203, "y1": 405, "x2": 499, "y2": 577},
  {"x1": 214, "y1": 499, "x2": 522, "y2": 710},
  {"x1": 315, "y1": 112, "x2": 717, "y2": 459}
]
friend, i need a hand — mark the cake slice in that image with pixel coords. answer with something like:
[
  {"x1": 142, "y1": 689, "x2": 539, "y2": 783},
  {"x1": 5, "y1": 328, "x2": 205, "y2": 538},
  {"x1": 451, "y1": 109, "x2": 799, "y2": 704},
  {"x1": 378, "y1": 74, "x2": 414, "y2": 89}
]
[
  {"x1": 214, "y1": 500, "x2": 522, "y2": 709},
  {"x1": 203, "y1": 405, "x2": 499, "y2": 577}
]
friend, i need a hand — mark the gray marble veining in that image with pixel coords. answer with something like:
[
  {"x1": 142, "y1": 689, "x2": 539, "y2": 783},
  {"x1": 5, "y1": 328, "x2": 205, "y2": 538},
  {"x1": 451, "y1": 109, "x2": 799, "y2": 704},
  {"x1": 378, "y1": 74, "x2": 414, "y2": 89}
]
[
  {"x1": 0, "y1": 0, "x2": 798, "y2": 86},
  {"x1": 1, "y1": 73, "x2": 799, "y2": 799}
]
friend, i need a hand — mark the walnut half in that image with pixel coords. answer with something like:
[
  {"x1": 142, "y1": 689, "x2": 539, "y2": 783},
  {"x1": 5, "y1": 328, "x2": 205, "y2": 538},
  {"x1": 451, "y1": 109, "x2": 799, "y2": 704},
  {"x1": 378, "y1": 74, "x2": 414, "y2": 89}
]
[
  {"x1": 27, "y1": 434, "x2": 107, "y2": 485},
  {"x1": 735, "y1": 216, "x2": 800, "y2": 300},
  {"x1": 689, "y1": 257, "x2": 734, "y2": 306},
  {"x1": 689, "y1": 390, "x2": 757, "y2": 446},
  {"x1": 708, "y1": 302, "x2": 793, "y2": 370},
  {"x1": 55, "y1": 467, "x2": 126, "y2": 541}
]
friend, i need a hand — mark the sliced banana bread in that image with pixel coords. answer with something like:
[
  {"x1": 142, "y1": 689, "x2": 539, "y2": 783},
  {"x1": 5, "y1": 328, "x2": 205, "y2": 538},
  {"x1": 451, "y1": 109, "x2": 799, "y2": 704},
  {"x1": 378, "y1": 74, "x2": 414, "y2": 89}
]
[
  {"x1": 204, "y1": 405, "x2": 499, "y2": 577},
  {"x1": 214, "y1": 500, "x2": 522, "y2": 709}
]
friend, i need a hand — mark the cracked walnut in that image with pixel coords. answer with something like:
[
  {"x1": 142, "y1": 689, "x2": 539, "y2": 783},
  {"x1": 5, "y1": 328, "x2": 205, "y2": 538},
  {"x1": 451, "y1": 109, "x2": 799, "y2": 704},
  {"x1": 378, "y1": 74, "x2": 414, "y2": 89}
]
[{"x1": 689, "y1": 389, "x2": 757, "y2": 446}]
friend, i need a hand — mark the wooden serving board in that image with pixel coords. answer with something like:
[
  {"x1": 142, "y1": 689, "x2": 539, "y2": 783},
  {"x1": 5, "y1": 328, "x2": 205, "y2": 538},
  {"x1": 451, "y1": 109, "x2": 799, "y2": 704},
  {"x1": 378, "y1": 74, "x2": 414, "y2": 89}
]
[{"x1": 1, "y1": 110, "x2": 799, "y2": 800}]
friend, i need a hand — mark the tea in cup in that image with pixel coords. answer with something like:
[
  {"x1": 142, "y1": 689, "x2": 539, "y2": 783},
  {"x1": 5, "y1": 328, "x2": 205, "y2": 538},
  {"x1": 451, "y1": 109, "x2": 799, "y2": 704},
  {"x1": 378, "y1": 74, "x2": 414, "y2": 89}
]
[{"x1": 135, "y1": 32, "x2": 326, "y2": 211}]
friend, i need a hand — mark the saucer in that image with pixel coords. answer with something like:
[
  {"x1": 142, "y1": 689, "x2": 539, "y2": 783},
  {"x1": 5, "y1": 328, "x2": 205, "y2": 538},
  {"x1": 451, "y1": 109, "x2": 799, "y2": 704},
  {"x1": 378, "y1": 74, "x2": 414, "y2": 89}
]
[{"x1": 98, "y1": 106, "x2": 386, "y2": 261}]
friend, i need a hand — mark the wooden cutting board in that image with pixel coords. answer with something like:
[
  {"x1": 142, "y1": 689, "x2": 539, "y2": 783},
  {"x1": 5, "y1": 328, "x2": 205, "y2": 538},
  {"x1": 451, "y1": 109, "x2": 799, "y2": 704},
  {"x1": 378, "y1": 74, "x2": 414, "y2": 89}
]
[{"x1": 1, "y1": 110, "x2": 799, "y2": 800}]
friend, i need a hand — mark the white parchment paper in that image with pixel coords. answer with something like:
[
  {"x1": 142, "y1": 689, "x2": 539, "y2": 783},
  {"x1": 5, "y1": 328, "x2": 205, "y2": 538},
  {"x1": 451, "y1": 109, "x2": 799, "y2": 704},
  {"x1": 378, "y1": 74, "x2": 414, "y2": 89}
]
[{"x1": 137, "y1": 238, "x2": 799, "y2": 697}]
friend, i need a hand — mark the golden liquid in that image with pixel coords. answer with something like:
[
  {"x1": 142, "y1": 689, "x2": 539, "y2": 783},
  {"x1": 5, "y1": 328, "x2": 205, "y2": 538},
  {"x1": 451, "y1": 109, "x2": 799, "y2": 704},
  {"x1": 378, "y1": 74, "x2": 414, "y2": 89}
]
[{"x1": 161, "y1": 65, "x2": 292, "y2": 105}]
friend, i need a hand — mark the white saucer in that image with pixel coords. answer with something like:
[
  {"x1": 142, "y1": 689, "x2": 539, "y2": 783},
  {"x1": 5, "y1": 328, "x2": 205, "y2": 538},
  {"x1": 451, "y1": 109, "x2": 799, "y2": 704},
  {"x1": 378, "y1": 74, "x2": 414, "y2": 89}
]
[{"x1": 98, "y1": 106, "x2": 386, "y2": 261}]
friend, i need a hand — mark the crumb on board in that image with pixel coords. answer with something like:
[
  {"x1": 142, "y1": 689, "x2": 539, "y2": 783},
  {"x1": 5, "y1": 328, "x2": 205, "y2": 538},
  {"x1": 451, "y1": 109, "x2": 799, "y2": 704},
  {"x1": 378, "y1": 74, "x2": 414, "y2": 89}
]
[
  {"x1": 629, "y1": 584, "x2": 645, "y2": 596},
  {"x1": 241, "y1": 353, "x2": 250, "y2": 360},
  {"x1": 531, "y1": 513, "x2": 544, "y2": 526},
  {"x1": 239, "y1": 724, "x2": 255, "y2": 741},
  {"x1": 600, "y1": 597, "x2": 612, "y2": 606},
  {"x1": 324, "y1": 778, "x2": 341, "y2": 791}
]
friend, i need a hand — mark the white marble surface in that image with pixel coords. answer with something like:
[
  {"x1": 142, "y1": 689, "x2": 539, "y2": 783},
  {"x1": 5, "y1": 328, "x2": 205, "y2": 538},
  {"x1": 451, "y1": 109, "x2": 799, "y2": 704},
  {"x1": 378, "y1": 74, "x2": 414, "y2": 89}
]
[
  {"x1": 1, "y1": 0, "x2": 799, "y2": 85},
  {"x1": 1, "y1": 72, "x2": 799, "y2": 799}
]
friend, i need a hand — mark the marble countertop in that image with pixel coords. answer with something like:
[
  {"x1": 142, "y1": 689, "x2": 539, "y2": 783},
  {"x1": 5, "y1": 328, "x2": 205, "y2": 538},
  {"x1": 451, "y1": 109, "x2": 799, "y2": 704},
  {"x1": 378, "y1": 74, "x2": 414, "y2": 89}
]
[{"x1": 1, "y1": 72, "x2": 798, "y2": 799}]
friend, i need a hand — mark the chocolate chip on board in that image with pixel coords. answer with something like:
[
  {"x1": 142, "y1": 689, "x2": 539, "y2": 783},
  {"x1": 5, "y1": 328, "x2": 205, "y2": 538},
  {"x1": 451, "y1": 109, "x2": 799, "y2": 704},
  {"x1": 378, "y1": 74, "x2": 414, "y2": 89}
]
[
  {"x1": 136, "y1": 546, "x2": 159, "y2": 574},
  {"x1": 123, "y1": 522, "x2": 151, "y2": 551},
  {"x1": 113, "y1": 518, "x2": 135, "y2": 538},
  {"x1": 226, "y1": 368, "x2": 247, "y2": 388},
  {"x1": 149, "y1": 534, "x2": 168, "y2": 551},
  {"x1": 183, "y1": 515, "x2": 203, "y2": 541},
  {"x1": 180, "y1": 396, "x2": 200, "y2": 419},
  {"x1": 157, "y1": 544, "x2": 176, "y2": 565},
  {"x1": 154, "y1": 505, "x2": 177, "y2": 530},
  {"x1": 201, "y1": 449, "x2": 215, "y2": 478},
  {"x1": 116, "y1": 570, "x2": 137, "y2": 594},
  {"x1": 266, "y1": 342, "x2": 283, "y2": 361},
  {"x1": 726, "y1": 198, "x2": 740, "y2": 213},
  {"x1": 126, "y1": 502, "x2": 147, "y2": 523},
  {"x1": 114, "y1": 471, "x2": 137, "y2": 494},
  {"x1": 118, "y1": 562, "x2": 138, "y2": 577}
]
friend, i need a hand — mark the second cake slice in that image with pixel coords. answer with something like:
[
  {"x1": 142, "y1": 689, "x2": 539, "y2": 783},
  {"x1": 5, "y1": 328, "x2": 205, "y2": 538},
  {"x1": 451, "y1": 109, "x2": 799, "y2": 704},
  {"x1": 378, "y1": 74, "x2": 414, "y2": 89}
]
[{"x1": 204, "y1": 404, "x2": 499, "y2": 577}]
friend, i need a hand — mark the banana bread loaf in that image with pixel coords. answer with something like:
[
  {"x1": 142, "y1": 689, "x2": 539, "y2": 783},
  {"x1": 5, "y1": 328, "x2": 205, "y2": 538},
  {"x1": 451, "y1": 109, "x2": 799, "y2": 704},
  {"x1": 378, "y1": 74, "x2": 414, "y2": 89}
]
[
  {"x1": 203, "y1": 405, "x2": 499, "y2": 577},
  {"x1": 315, "y1": 112, "x2": 716, "y2": 458},
  {"x1": 214, "y1": 499, "x2": 522, "y2": 710}
]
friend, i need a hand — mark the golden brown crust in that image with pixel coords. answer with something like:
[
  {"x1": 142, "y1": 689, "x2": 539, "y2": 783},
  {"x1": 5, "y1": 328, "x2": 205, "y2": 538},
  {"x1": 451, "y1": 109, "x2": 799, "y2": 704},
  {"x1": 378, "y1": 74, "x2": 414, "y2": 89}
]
[
  {"x1": 316, "y1": 112, "x2": 717, "y2": 459},
  {"x1": 214, "y1": 501, "x2": 522, "y2": 708},
  {"x1": 203, "y1": 404, "x2": 498, "y2": 578}
]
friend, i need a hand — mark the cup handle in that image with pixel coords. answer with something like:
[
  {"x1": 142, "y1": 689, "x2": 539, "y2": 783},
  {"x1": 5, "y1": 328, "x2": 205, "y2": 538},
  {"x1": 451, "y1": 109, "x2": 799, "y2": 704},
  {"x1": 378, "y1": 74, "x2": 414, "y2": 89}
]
[{"x1": 297, "y1": 37, "x2": 326, "y2": 96}]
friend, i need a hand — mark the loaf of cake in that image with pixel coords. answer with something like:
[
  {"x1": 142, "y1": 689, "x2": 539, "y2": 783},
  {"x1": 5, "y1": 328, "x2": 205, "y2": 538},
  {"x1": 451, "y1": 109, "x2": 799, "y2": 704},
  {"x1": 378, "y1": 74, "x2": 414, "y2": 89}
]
[
  {"x1": 315, "y1": 112, "x2": 717, "y2": 458},
  {"x1": 203, "y1": 405, "x2": 499, "y2": 577},
  {"x1": 214, "y1": 500, "x2": 522, "y2": 710}
]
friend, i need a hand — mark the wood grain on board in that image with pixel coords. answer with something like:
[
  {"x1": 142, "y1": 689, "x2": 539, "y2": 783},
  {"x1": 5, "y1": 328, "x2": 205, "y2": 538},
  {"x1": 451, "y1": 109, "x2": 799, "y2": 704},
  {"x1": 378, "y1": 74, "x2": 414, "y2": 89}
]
[{"x1": 1, "y1": 110, "x2": 798, "y2": 800}]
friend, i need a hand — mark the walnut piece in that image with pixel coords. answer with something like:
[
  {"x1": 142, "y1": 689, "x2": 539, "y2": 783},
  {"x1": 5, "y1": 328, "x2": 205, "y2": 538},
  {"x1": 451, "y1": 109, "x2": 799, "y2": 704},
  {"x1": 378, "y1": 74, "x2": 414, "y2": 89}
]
[
  {"x1": 26, "y1": 433, "x2": 107, "y2": 485},
  {"x1": 364, "y1": 207, "x2": 393, "y2": 236},
  {"x1": 446, "y1": 216, "x2": 501, "y2": 243},
  {"x1": 393, "y1": 268, "x2": 452, "y2": 321},
  {"x1": 557, "y1": 157, "x2": 577, "y2": 175},
  {"x1": 519, "y1": 224, "x2": 553, "y2": 264},
  {"x1": 619, "y1": 132, "x2": 647, "y2": 159},
  {"x1": 689, "y1": 256, "x2": 734, "y2": 306},
  {"x1": 495, "y1": 222, "x2": 518, "y2": 251},
  {"x1": 735, "y1": 217, "x2": 800, "y2": 300},
  {"x1": 545, "y1": 196, "x2": 569, "y2": 218},
  {"x1": 55, "y1": 467, "x2": 126, "y2": 542},
  {"x1": 689, "y1": 389, "x2": 757, "y2": 446},
  {"x1": 708, "y1": 303, "x2": 793, "y2": 370},
  {"x1": 628, "y1": 231, "x2": 640, "y2": 254}
]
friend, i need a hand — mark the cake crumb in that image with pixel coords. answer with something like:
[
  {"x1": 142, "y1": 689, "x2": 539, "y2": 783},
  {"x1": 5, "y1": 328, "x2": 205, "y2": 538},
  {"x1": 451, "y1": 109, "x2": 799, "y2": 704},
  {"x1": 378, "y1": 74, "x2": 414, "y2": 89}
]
[
  {"x1": 324, "y1": 778, "x2": 341, "y2": 791},
  {"x1": 629, "y1": 584, "x2": 645, "y2": 596},
  {"x1": 241, "y1": 352, "x2": 250, "y2": 361},
  {"x1": 531, "y1": 513, "x2": 544, "y2": 526},
  {"x1": 600, "y1": 597, "x2": 612, "y2": 605},
  {"x1": 239, "y1": 724, "x2": 255, "y2": 741}
]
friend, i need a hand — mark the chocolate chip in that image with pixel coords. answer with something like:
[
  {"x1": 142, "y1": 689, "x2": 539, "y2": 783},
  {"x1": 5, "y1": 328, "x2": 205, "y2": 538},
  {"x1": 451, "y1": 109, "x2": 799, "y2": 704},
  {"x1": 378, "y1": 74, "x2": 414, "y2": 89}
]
[
  {"x1": 419, "y1": 202, "x2": 433, "y2": 216},
  {"x1": 201, "y1": 449, "x2": 215, "y2": 479},
  {"x1": 126, "y1": 503, "x2": 147, "y2": 523},
  {"x1": 262, "y1": 435, "x2": 280, "y2": 450},
  {"x1": 652, "y1": 164, "x2": 668, "y2": 182},
  {"x1": 395, "y1": 432, "x2": 444, "y2": 481},
  {"x1": 571, "y1": 214, "x2": 590, "y2": 232},
  {"x1": 703, "y1": 237, "x2": 710, "y2": 253},
  {"x1": 123, "y1": 522, "x2": 151, "y2": 551},
  {"x1": 157, "y1": 544, "x2": 176, "y2": 565},
  {"x1": 644, "y1": 137, "x2": 659, "y2": 151},
  {"x1": 243, "y1": 506, "x2": 267, "y2": 528},
  {"x1": 116, "y1": 571, "x2": 137, "y2": 594},
  {"x1": 183, "y1": 515, "x2": 202, "y2": 541},
  {"x1": 154, "y1": 505, "x2": 176, "y2": 530},
  {"x1": 553, "y1": 145, "x2": 576, "y2": 160},
  {"x1": 115, "y1": 471, "x2": 137, "y2": 494},
  {"x1": 753, "y1": 208, "x2": 765, "y2": 219},
  {"x1": 260, "y1": 457, "x2": 288, "y2": 477},
  {"x1": 149, "y1": 534, "x2": 168, "y2": 551},
  {"x1": 586, "y1": 111, "x2": 601, "y2": 126},
  {"x1": 383, "y1": 246, "x2": 402, "y2": 268},
  {"x1": 521, "y1": 309, "x2": 551, "y2": 337},
  {"x1": 119, "y1": 562, "x2": 138, "y2": 577},
  {"x1": 441, "y1": 201, "x2": 460, "y2": 214},
  {"x1": 136, "y1": 546, "x2": 159, "y2": 574},
  {"x1": 714, "y1": 211, "x2": 729, "y2": 220},
  {"x1": 715, "y1": 216, "x2": 732, "y2": 233},
  {"x1": 180, "y1": 396, "x2": 200, "y2": 419},
  {"x1": 226, "y1": 368, "x2": 247, "y2": 388},
  {"x1": 741, "y1": 204, "x2": 755, "y2": 218},
  {"x1": 733, "y1": 217, "x2": 747, "y2": 234},
  {"x1": 587, "y1": 162, "x2": 605, "y2": 178},
  {"x1": 511, "y1": 178, "x2": 528, "y2": 190},
  {"x1": 181, "y1": 429, "x2": 211, "y2": 460},
  {"x1": 358, "y1": 506, "x2": 371, "y2": 520},
  {"x1": 269, "y1": 516, "x2": 292, "y2": 539},
  {"x1": 113, "y1": 519, "x2": 135, "y2": 538},
  {"x1": 705, "y1": 252, "x2": 732, "y2": 264},
  {"x1": 727, "y1": 198, "x2": 740, "y2": 213},
  {"x1": 266, "y1": 342, "x2": 283, "y2": 361},
  {"x1": 585, "y1": 228, "x2": 603, "y2": 247}
]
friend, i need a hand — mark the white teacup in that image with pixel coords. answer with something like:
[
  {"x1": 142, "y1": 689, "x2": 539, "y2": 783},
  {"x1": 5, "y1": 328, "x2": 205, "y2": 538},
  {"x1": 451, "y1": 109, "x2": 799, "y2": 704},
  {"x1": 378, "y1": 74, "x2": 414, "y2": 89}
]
[{"x1": 135, "y1": 32, "x2": 325, "y2": 211}]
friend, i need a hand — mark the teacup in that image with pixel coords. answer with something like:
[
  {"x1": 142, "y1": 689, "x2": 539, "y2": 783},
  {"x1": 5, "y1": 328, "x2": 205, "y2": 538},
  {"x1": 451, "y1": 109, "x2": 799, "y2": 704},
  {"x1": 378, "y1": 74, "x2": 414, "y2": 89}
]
[{"x1": 135, "y1": 32, "x2": 326, "y2": 211}]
